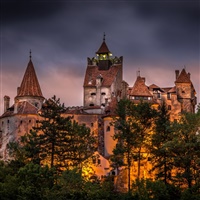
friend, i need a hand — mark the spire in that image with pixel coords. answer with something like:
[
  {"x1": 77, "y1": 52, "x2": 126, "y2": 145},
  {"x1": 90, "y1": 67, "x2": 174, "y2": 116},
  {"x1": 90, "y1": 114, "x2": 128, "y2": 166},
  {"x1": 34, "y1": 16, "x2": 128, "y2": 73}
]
[
  {"x1": 29, "y1": 49, "x2": 32, "y2": 60},
  {"x1": 96, "y1": 33, "x2": 111, "y2": 55},
  {"x1": 103, "y1": 32, "x2": 105, "y2": 42},
  {"x1": 16, "y1": 53, "x2": 43, "y2": 98}
]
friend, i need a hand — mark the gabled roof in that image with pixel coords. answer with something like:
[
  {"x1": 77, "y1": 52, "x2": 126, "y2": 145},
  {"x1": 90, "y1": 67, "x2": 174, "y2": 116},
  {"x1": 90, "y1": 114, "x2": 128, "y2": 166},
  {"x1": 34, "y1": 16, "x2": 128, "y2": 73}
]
[
  {"x1": 130, "y1": 76, "x2": 152, "y2": 97},
  {"x1": 175, "y1": 68, "x2": 191, "y2": 83},
  {"x1": 0, "y1": 101, "x2": 38, "y2": 118},
  {"x1": 83, "y1": 65, "x2": 122, "y2": 87},
  {"x1": 17, "y1": 101, "x2": 38, "y2": 114},
  {"x1": 96, "y1": 41, "x2": 111, "y2": 54},
  {"x1": 16, "y1": 59, "x2": 43, "y2": 97}
]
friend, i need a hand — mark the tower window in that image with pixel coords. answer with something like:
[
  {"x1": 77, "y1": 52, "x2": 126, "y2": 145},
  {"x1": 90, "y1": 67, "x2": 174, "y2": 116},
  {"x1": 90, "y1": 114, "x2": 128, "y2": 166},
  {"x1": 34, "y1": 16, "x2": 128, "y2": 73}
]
[
  {"x1": 7, "y1": 120, "x2": 9, "y2": 124},
  {"x1": 97, "y1": 159, "x2": 101, "y2": 165},
  {"x1": 106, "y1": 126, "x2": 110, "y2": 132}
]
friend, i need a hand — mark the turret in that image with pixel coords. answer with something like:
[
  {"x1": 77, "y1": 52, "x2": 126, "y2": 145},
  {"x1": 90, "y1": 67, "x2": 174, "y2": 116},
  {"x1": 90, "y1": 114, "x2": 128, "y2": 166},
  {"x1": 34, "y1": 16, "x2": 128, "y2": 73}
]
[
  {"x1": 14, "y1": 51, "x2": 44, "y2": 111},
  {"x1": 95, "y1": 33, "x2": 112, "y2": 70}
]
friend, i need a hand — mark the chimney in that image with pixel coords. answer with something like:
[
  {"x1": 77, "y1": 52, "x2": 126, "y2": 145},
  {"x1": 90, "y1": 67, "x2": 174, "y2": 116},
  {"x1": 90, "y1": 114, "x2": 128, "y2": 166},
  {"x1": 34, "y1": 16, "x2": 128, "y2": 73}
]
[
  {"x1": 4, "y1": 95, "x2": 10, "y2": 112},
  {"x1": 175, "y1": 70, "x2": 179, "y2": 80},
  {"x1": 17, "y1": 87, "x2": 20, "y2": 95}
]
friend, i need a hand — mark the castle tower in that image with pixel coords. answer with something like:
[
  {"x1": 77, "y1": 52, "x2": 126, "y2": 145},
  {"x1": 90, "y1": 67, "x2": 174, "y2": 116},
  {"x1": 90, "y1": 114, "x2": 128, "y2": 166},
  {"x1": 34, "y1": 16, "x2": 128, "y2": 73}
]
[
  {"x1": 14, "y1": 51, "x2": 44, "y2": 112},
  {"x1": 83, "y1": 34, "x2": 123, "y2": 111},
  {"x1": 175, "y1": 68, "x2": 196, "y2": 113}
]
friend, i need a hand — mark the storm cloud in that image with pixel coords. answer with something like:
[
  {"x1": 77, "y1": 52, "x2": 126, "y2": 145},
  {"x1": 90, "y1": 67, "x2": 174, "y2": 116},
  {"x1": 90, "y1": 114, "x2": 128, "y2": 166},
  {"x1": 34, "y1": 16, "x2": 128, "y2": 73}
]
[{"x1": 1, "y1": 0, "x2": 199, "y2": 114}]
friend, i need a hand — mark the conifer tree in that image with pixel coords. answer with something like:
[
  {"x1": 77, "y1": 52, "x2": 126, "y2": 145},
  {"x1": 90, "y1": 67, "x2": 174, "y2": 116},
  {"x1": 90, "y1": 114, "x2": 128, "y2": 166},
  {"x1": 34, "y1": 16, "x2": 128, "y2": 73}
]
[
  {"x1": 150, "y1": 102, "x2": 173, "y2": 184},
  {"x1": 112, "y1": 99, "x2": 157, "y2": 192},
  {"x1": 169, "y1": 109, "x2": 200, "y2": 189},
  {"x1": 10, "y1": 96, "x2": 97, "y2": 172}
]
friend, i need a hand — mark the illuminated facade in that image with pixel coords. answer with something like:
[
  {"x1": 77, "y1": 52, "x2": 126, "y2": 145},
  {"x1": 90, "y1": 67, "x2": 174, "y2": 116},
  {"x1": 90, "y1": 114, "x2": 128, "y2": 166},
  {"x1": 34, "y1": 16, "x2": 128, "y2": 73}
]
[{"x1": 0, "y1": 37, "x2": 197, "y2": 190}]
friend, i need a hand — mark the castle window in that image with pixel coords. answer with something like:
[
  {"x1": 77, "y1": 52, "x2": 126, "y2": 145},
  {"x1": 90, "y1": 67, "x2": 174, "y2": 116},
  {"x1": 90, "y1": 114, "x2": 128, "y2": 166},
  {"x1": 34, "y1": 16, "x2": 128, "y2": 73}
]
[
  {"x1": 2, "y1": 121, "x2": 4, "y2": 126},
  {"x1": 89, "y1": 103, "x2": 94, "y2": 106},
  {"x1": 91, "y1": 123, "x2": 94, "y2": 127},
  {"x1": 168, "y1": 105, "x2": 171, "y2": 110},
  {"x1": 106, "y1": 126, "x2": 110, "y2": 132},
  {"x1": 91, "y1": 92, "x2": 96, "y2": 96},
  {"x1": 7, "y1": 120, "x2": 9, "y2": 124},
  {"x1": 97, "y1": 159, "x2": 101, "y2": 165},
  {"x1": 167, "y1": 93, "x2": 171, "y2": 100},
  {"x1": 20, "y1": 120, "x2": 23, "y2": 124},
  {"x1": 101, "y1": 92, "x2": 106, "y2": 95},
  {"x1": 35, "y1": 103, "x2": 38, "y2": 107},
  {"x1": 29, "y1": 120, "x2": 31, "y2": 123}
]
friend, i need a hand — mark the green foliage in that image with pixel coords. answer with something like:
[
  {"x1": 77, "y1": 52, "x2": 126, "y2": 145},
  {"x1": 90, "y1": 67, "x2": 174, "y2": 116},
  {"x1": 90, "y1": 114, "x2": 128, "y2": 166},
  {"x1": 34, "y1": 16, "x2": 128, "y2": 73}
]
[
  {"x1": 17, "y1": 163, "x2": 55, "y2": 200},
  {"x1": 132, "y1": 179, "x2": 170, "y2": 200},
  {"x1": 112, "y1": 99, "x2": 157, "y2": 191},
  {"x1": 168, "y1": 111, "x2": 200, "y2": 189},
  {"x1": 150, "y1": 102, "x2": 174, "y2": 184},
  {"x1": 0, "y1": 161, "x2": 19, "y2": 200},
  {"x1": 8, "y1": 96, "x2": 96, "y2": 173}
]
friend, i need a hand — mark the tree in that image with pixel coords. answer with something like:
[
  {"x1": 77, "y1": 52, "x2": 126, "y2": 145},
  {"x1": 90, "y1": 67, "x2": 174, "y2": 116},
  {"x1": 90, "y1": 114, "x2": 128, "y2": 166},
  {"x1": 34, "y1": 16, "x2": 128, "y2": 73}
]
[
  {"x1": 112, "y1": 99, "x2": 157, "y2": 192},
  {"x1": 168, "y1": 109, "x2": 200, "y2": 189},
  {"x1": 150, "y1": 102, "x2": 174, "y2": 184},
  {"x1": 9, "y1": 96, "x2": 97, "y2": 172}
]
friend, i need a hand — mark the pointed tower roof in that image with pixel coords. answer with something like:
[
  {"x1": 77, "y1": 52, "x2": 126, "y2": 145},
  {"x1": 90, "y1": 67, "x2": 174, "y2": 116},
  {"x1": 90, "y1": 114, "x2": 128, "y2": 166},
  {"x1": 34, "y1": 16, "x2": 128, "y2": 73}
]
[
  {"x1": 96, "y1": 33, "x2": 111, "y2": 54},
  {"x1": 175, "y1": 68, "x2": 191, "y2": 83},
  {"x1": 130, "y1": 76, "x2": 152, "y2": 97},
  {"x1": 16, "y1": 53, "x2": 43, "y2": 98}
]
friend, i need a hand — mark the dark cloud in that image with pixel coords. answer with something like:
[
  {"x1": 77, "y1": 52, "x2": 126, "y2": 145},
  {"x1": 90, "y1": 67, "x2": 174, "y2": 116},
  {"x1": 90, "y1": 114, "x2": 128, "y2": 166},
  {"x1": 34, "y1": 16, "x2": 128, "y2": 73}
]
[
  {"x1": 1, "y1": 1, "x2": 199, "y2": 113},
  {"x1": 2, "y1": 0, "x2": 65, "y2": 24}
]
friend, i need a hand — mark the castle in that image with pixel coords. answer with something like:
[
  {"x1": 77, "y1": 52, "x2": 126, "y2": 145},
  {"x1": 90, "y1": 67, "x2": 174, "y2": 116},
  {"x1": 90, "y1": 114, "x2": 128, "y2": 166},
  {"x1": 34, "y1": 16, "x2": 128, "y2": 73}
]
[{"x1": 0, "y1": 36, "x2": 197, "y2": 185}]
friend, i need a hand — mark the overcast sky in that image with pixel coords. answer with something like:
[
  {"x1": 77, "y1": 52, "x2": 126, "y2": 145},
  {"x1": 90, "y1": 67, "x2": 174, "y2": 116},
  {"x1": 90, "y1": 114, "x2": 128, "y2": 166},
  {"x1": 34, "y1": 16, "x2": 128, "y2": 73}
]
[{"x1": 1, "y1": 0, "x2": 199, "y2": 114}]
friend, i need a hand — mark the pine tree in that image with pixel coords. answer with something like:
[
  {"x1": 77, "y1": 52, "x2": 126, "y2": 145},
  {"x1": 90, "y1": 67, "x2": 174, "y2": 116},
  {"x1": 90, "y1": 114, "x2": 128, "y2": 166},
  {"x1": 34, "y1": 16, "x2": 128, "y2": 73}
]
[
  {"x1": 10, "y1": 96, "x2": 97, "y2": 172},
  {"x1": 169, "y1": 110, "x2": 200, "y2": 189},
  {"x1": 150, "y1": 102, "x2": 173, "y2": 184},
  {"x1": 112, "y1": 99, "x2": 157, "y2": 192}
]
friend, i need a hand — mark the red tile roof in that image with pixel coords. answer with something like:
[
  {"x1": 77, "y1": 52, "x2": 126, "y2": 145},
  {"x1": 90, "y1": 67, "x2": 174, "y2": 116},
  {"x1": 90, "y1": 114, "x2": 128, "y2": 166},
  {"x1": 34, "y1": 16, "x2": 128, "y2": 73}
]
[
  {"x1": 83, "y1": 64, "x2": 122, "y2": 87},
  {"x1": 16, "y1": 59, "x2": 43, "y2": 97},
  {"x1": 96, "y1": 41, "x2": 111, "y2": 54},
  {"x1": 130, "y1": 76, "x2": 152, "y2": 97},
  {"x1": 175, "y1": 68, "x2": 191, "y2": 83},
  {"x1": 17, "y1": 101, "x2": 38, "y2": 114}
]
